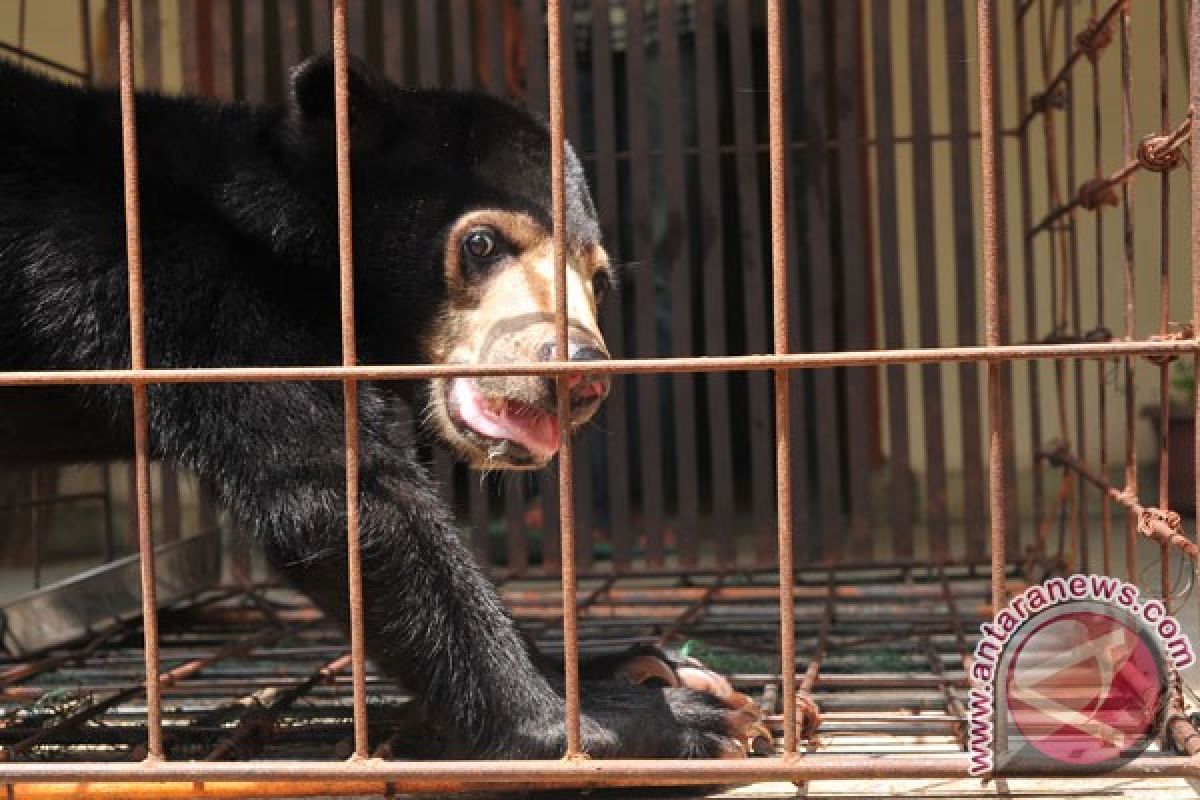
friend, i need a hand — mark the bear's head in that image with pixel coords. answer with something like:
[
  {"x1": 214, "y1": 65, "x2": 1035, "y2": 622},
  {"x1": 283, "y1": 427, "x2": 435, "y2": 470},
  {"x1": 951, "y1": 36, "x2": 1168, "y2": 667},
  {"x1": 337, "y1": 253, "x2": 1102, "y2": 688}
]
[{"x1": 282, "y1": 57, "x2": 614, "y2": 471}]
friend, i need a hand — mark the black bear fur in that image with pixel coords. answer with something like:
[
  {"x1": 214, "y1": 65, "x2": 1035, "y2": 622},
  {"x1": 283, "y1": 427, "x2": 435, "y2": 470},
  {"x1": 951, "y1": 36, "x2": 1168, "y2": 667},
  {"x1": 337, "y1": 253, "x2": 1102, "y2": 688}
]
[{"x1": 0, "y1": 57, "x2": 743, "y2": 759}]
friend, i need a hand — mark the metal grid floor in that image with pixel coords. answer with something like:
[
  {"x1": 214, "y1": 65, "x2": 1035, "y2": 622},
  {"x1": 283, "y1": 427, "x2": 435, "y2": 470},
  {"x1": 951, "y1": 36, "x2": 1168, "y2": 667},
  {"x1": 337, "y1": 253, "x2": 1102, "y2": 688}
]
[{"x1": 0, "y1": 564, "x2": 993, "y2": 762}]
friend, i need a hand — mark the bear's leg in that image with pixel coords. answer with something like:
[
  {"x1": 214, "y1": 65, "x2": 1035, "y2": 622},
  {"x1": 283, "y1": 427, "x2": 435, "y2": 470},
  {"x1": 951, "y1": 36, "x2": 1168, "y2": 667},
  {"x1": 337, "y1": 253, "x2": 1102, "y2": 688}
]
[{"x1": 150, "y1": 381, "x2": 760, "y2": 759}]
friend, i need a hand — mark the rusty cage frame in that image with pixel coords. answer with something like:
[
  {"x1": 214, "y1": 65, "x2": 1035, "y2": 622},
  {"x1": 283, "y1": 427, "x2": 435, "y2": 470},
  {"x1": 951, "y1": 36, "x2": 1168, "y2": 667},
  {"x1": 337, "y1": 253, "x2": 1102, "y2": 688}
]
[{"x1": 2, "y1": 0, "x2": 1200, "y2": 795}]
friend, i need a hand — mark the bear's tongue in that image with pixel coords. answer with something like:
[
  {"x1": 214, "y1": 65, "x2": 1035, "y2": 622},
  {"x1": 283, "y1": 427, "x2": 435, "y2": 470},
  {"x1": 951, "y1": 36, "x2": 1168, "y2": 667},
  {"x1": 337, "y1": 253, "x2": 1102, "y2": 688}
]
[{"x1": 451, "y1": 378, "x2": 560, "y2": 459}]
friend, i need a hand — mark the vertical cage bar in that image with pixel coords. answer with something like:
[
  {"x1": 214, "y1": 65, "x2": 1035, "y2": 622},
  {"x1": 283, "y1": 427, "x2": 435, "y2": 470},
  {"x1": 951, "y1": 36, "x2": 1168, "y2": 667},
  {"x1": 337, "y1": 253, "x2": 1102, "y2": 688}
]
[
  {"x1": 728, "y1": 0, "x2": 775, "y2": 565},
  {"x1": 658, "y1": 0, "x2": 700, "y2": 569},
  {"x1": 1013, "y1": 0, "x2": 1044, "y2": 567},
  {"x1": 81, "y1": 0, "x2": 95, "y2": 87},
  {"x1": 798, "y1": 0, "x2": 843, "y2": 562},
  {"x1": 907, "y1": 0, "x2": 949, "y2": 563},
  {"x1": 977, "y1": 0, "x2": 1007, "y2": 615},
  {"x1": 1064, "y1": 0, "x2": 1089, "y2": 574},
  {"x1": 588, "y1": 0, "x2": 631, "y2": 572},
  {"x1": 1120, "y1": 0, "x2": 1138, "y2": 583},
  {"x1": 834, "y1": 3, "x2": 872, "y2": 563},
  {"x1": 623, "y1": 0, "x2": 665, "y2": 568},
  {"x1": 547, "y1": 0, "x2": 582, "y2": 757},
  {"x1": 945, "y1": 0, "x2": 984, "y2": 561},
  {"x1": 1090, "y1": 0, "x2": 1112, "y2": 577},
  {"x1": 1191, "y1": 0, "x2": 1200, "y2": 615},
  {"x1": 870, "y1": 0, "x2": 913, "y2": 561},
  {"x1": 694, "y1": 0, "x2": 737, "y2": 566},
  {"x1": 116, "y1": 0, "x2": 163, "y2": 761},
  {"x1": 766, "y1": 0, "x2": 796, "y2": 756},
  {"x1": 1156, "y1": 0, "x2": 1172, "y2": 608},
  {"x1": 331, "y1": 0, "x2": 368, "y2": 761}
]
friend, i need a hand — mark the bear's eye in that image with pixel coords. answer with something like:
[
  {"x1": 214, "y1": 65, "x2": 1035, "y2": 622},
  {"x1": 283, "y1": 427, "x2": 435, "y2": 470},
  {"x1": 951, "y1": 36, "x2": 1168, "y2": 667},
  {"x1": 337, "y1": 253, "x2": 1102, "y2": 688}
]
[
  {"x1": 461, "y1": 227, "x2": 509, "y2": 275},
  {"x1": 591, "y1": 271, "x2": 612, "y2": 304}
]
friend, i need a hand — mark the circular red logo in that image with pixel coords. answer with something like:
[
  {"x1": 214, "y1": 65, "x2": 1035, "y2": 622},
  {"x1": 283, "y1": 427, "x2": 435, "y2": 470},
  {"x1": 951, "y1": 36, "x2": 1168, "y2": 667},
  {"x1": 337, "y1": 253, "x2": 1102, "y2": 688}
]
[{"x1": 1003, "y1": 605, "x2": 1166, "y2": 769}]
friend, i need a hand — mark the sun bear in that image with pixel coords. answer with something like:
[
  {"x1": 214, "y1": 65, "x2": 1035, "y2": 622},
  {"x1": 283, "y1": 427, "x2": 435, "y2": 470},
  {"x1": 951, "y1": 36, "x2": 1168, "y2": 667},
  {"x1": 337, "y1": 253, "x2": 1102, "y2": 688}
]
[{"x1": 0, "y1": 56, "x2": 761, "y2": 758}]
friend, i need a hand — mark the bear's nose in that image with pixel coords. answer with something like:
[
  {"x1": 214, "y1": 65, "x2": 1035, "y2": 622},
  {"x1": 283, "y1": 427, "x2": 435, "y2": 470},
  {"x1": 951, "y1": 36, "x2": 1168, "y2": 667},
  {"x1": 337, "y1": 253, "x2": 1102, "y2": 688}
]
[{"x1": 537, "y1": 340, "x2": 611, "y2": 412}]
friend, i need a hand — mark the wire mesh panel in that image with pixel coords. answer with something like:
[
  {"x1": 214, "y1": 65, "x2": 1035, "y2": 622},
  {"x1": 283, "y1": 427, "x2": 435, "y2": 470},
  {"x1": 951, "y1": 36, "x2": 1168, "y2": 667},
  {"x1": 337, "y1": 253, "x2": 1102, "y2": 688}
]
[{"x1": 0, "y1": 0, "x2": 1198, "y2": 796}]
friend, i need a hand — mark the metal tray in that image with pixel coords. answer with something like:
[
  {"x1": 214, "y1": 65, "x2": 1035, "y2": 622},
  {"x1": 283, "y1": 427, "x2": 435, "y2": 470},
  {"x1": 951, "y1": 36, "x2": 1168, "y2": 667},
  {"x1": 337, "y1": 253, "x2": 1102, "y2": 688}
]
[{"x1": 0, "y1": 530, "x2": 222, "y2": 655}]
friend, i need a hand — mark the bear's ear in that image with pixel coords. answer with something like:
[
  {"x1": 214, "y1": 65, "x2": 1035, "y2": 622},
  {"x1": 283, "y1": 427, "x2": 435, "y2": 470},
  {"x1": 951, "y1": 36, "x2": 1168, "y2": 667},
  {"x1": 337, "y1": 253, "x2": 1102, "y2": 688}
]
[{"x1": 287, "y1": 54, "x2": 386, "y2": 129}]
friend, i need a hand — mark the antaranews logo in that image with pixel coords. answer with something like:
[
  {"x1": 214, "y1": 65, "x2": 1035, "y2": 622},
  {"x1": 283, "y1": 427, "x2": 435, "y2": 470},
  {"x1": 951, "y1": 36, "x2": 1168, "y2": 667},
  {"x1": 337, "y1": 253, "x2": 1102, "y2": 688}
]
[{"x1": 968, "y1": 575, "x2": 1195, "y2": 777}]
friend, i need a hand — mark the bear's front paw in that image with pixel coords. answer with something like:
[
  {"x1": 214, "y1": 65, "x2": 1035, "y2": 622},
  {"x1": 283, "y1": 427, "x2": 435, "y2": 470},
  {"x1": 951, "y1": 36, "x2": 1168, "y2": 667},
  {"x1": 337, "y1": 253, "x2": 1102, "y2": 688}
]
[
  {"x1": 554, "y1": 674, "x2": 768, "y2": 759},
  {"x1": 657, "y1": 685, "x2": 769, "y2": 758}
]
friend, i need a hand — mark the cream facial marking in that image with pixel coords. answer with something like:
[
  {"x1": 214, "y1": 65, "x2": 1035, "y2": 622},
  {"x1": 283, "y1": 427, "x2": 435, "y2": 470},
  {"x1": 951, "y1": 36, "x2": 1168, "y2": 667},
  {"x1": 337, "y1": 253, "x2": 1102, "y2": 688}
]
[{"x1": 425, "y1": 209, "x2": 612, "y2": 469}]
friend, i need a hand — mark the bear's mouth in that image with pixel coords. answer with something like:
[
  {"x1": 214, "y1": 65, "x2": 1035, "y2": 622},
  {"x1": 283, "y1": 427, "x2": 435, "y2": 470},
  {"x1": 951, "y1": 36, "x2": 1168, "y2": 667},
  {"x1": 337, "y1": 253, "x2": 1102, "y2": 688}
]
[{"x1": 445, "y1": 377, "x2": 560, "y2": 467}]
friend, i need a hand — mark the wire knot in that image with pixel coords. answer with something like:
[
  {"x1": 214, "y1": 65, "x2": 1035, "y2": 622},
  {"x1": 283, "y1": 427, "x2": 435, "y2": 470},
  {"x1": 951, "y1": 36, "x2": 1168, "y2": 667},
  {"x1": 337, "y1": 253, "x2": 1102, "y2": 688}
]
[
  {"x1": 1076, "y1": 177, "x2": 1119, "y2": 211},
  {"x1": 1138, "y1": 506, "x2": 1182, "y2": 538},
  {"x1": 1075, "y1": 17, "x2": 1114, "y2": 63},
  {"x1": 1144, "y1": 325, "x2": 1194, "y2": 366},
  {"x1": 1029, "y1": 90, "x2": 1065, "y2": 115},
  {"x1": 795, "y1": 691, "x2": 823, "y2": 742},
  {"x1": 1137, "y1": 133, "x2": 1184, "y2": 173}
]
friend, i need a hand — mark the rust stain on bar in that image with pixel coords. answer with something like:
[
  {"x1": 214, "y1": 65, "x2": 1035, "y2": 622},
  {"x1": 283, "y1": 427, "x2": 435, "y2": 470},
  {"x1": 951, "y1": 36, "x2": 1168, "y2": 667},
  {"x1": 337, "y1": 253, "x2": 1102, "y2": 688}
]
[
  {"x1": 765, "y1": 0, "x2": 796, "y2": 757},
  {"x1": 1157, "y1": 0, "x2": 1172, "y2": 609},
  {"x1": 1042, "y1": 446, "x2": 1198, "y2": 560},
  {"x1": 115, "y1": 0, "x2": 163, "y2": 763},
  {"x1": 1121, "y1": 0, "x2": 1138, "y2": 585},
  {"x1": 546, "y1": 0, "x2": 583, "y2": 759},
  {"x1": 0, "y1": 341, "x2": 1196, "y2": 387},
  {"x1": 330, "y1": 0, "x2": 368, "y2": 761},
  {"x1": 1017, "y1": 0, "x2": 1122, "y2": 132},
  {"x1": 977, "y1": 0, "x2": 1007, "y2": 617},
  {"x1": 2, "y1": 754, "x2": 1200, "y2": 786},
  {"x1": 1027, "y1": 115, "x2": 1191, "y2": 238},
  {"x1": 1192, "y1": 0, "x2": 1200, "y2": 615}
]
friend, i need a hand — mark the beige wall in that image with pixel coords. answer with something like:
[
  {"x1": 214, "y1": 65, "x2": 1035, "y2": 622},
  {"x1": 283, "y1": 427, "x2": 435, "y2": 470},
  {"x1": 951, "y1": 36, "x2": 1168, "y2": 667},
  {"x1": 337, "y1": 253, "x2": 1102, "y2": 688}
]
[
  {"x1": 862, "y1": 0, "x2": 1192, "y2": 488},
  {"x1": 0, "y1": 0, "x2": 182, "y2": 88}
]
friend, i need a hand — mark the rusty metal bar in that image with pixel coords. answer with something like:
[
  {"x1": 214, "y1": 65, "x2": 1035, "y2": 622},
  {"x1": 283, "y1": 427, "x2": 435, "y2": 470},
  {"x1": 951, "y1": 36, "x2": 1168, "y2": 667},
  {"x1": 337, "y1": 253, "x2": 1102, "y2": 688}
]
[
  {"x1": 546, "y1": 0, "x2": 582, "y2": 759},
  {"x1": 1192, "y1": 0, "x2": 1200, "y2": 619},
  {"x1": 204, "y1": 655, "x2": 352, "y2": 762},
  {"x1": 869, "y1": 0, "x2": 913, "y2": 562},
  {"x1": 115, "y1": 0, "x2": 163, "y2": 762},
  {"x1": 946, "y1": 0, "x2": 985, "y2": 560},
  {"x1": 1042, "y1": 446, "x2": 1198, "y2": 560},
  {"x1": 621, "y1": 0, "x2": 664, "y2": 569},
  {"x1": 1157, "y1": 0, "x2": 1172, "y2": 608},
  {"x1": 766, "y1": 0, "x2": 796, "y2": 756},
  {"x1": 1018, "y1": 0, "x2": 1122, "y2": 132},
  {"x1": 329, "y1": 0, "x2": 367, "y2": 761},
  {"x1": 658, "y1": 0, "x2": 700, "y2": 569},
  {"x1": 0, "y1": 626, "x2": 127, "y2": 690},
  {"x1": 922, "y1": 636, "x2": 966, "y2": 748},
  {"x1": 729, "y1": 0, "x2": 775, "y2": 565},
  {"x1": 1091, "y1": 0, "x2": 1113, "y2": 577},
  {"x1": 1027, "y1": 115, "x2": 1191, "y2": 239},
  {"x1": 1013, "y1": 0, "x2": 1045, "y2": 563},
  {"x1": 2, "y1": 627, "x2": 281, "y2": 761},
  {"x1": 1, "y1": 754, "x2": 1200, "y2": 786},
  {"x1": 907, "y1": 0, "x2": 949, "y2": 561},
  {"x1": 1, "y1": 342, "x2": 1196, "y2": 388},
  {"x1": 587, "y1": 0, "x2": 631, "y2": 572},
  {"x1": 1121, "y1": 0, "x2": 1138, "y2": 585},
  {"x1": 1063, "y1": 0, "x2": 1089, "y2": 574},
  {"x1": 978, "y1": 0, "x2": 1007, "y2": 617},
  {"x1": 794, "y1": 586, "x2": 831, "y2": 744}
]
